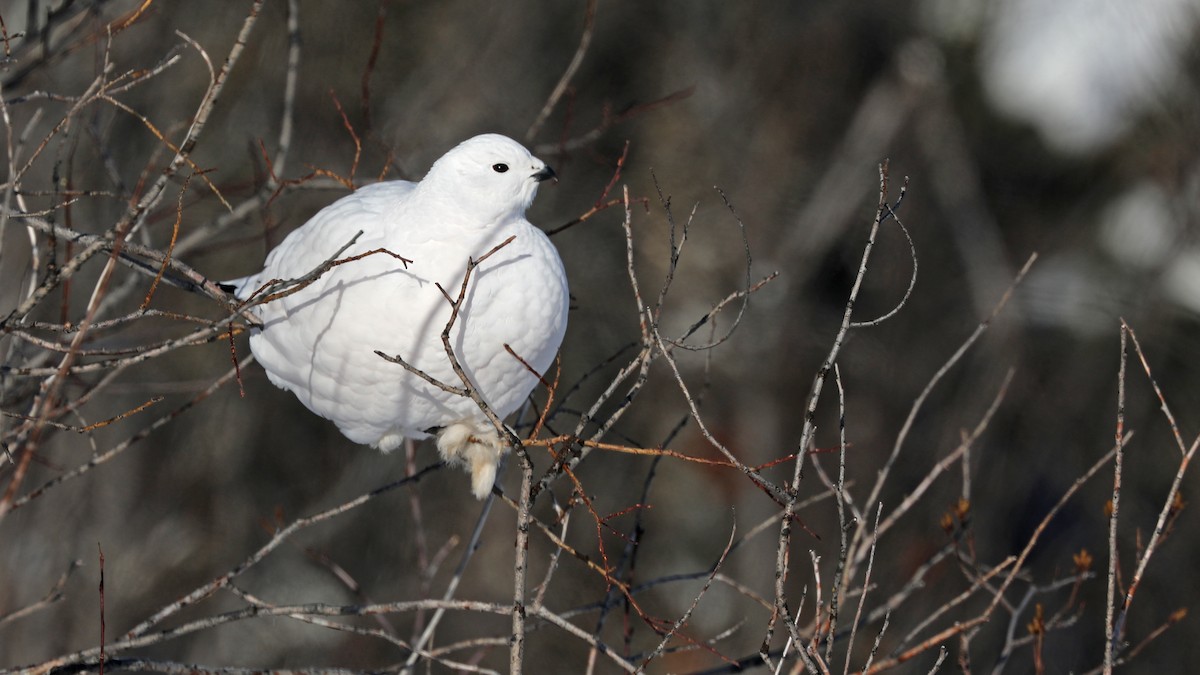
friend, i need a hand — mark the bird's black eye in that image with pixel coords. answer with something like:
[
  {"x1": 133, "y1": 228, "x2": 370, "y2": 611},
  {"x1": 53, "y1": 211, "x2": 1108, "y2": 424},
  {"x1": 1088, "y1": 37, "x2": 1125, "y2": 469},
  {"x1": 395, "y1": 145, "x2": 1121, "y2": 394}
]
[{"x1": 492, "y1": 163, "x2": 509, "y2": 173}]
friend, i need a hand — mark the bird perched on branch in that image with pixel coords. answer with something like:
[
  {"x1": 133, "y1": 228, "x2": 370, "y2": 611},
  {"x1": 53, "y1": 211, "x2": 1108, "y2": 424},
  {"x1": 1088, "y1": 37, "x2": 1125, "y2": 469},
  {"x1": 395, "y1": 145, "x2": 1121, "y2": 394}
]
[{"x1": 225, "y1": 134, "x2": 568, "y2": 499}]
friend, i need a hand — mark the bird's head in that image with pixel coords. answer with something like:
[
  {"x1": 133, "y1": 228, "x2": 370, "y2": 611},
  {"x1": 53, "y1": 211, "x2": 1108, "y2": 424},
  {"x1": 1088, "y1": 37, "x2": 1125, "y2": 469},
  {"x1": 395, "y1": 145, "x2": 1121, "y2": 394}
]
[{"x1": 420, "y1": 134, "x2": 556, "y2": 226}]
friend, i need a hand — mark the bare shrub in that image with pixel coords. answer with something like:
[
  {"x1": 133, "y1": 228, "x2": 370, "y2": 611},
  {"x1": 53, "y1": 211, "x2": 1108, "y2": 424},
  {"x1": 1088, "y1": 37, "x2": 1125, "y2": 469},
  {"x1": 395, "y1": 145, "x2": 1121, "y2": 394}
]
[{"x1": 1, "y1": 2, "x2": 1195, "y2": 673}]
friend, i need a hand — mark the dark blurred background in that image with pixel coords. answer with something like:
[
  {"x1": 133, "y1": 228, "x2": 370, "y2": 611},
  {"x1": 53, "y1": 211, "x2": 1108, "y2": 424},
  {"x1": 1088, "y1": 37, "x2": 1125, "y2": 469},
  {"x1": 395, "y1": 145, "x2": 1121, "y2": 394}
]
[{"x1": 2, "y1": 0, "x2": 1199, "y2": 672}]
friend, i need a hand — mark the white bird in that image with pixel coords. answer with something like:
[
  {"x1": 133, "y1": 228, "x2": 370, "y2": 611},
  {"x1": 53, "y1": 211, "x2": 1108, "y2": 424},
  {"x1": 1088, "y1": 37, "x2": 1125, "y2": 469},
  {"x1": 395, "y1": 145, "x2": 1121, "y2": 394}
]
[{"x1": 227, "y1": 134, "x2": 568, "y2": 498}]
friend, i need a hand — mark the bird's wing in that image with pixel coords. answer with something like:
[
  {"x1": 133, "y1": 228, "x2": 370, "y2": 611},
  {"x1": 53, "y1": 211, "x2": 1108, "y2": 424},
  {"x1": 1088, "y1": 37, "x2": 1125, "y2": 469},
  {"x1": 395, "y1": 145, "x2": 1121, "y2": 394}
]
[{"x1": 228, "y1": 180, "x2": 416, "y2": 300}]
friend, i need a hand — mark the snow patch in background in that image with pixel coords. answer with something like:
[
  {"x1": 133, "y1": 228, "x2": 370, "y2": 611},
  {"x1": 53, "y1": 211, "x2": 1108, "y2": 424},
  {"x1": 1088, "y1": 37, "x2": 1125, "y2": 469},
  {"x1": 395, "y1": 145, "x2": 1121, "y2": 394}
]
[{"x1": 979, "y1": 0, "x2": 1199, "y2": 154}]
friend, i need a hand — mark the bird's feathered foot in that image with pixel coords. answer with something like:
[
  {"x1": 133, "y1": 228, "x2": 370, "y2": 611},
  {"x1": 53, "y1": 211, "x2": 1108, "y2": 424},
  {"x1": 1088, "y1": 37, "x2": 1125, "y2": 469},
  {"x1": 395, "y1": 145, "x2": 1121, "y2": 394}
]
[{"x1": 436, "y1": 419, "x2": 506, "y2": 499}]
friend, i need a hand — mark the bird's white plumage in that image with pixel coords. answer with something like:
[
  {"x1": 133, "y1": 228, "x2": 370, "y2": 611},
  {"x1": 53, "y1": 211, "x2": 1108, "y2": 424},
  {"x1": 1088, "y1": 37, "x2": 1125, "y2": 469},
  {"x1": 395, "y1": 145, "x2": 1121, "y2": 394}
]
[{"x1": 230, "y1": 134, "x2": 568, "y2": 498}]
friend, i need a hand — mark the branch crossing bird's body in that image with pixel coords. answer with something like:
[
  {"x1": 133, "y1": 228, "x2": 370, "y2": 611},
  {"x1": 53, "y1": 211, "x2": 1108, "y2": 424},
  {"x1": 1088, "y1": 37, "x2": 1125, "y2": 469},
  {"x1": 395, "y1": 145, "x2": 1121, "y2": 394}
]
[{"x1": 227, "y1": 134, "x2": 568, "y2": 498}]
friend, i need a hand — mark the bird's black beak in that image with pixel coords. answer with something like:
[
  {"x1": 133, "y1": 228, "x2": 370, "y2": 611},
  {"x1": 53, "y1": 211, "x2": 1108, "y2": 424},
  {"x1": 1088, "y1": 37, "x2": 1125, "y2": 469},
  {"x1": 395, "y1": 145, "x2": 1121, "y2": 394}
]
[{"x1": 532, "y1": 165, "x2": 557, "y2": 184}]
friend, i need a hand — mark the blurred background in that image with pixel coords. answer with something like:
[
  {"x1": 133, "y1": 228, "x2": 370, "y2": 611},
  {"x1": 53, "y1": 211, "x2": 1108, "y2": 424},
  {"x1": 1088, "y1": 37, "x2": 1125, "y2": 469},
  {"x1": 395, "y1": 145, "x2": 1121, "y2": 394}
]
[{"x1": 2, "y1": 0, "x2": 1199, "y2": 672}]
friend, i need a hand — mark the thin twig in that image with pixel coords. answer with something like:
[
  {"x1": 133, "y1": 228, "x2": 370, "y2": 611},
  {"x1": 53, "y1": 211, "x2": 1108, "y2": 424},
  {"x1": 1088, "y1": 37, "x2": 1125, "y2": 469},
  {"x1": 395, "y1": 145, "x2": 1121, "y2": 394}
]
[
  {"x1": 851, "y1": 253, "x2": 1036, "y2": 568},
  {"x1": 845, "y1": 503, "x2": 883, "y2": 675},
  {"x1": 1110, "y1": 326, "x2": 1200, "y2": 655},
  {"x1": 637, "y1": 520, "x2": 737, "y2": 671},
  {"x1": 526, "y1": 0, "x2": 598, "y2": 141},
  {"x1": 1104, "y1": 324, "x2": 1128, "y2": 673},
  {"x1": 0, "y1": 560, "x2": 81, "y2": 627},
  {"x1": 773, "y1": 164, "x2": 900, "y2": 674}
]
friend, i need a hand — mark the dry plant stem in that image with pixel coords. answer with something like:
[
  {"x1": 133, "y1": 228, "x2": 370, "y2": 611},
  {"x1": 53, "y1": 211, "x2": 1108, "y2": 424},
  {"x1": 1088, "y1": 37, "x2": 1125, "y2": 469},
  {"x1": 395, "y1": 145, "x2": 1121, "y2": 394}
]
[
  {"x1": 1, "y1": 233, "x2": 394, "y2": 385},
  {"x1": 623, "y1": 186, "x2": 783, "y2": 499},
  {"x1": 546, "y1": 197, "x2": 637, "y2": 237},
  {"x1": 497, "y1": 495, "x2": 636, "y2": 596},
  {"x1": 1081, "y1": 608, "x2": 1188, "y2": 674},
  {"x1": 2, "y1": 231, "x2": 101, "y2": 334},
  {"x1": 776, "y1": 637, "x2": 793, "y2": 674},
  {"x1": 99, "y1": 42, "x2": 228, "y2": 214},
  {"x1": 8, "y1": 71, "x2": 106, "y2": 190},
  {"x1": 0, "y1": 79, "x2": 19, "y2": 272},
  {"x1": 357, "y1": 0, "x2": 390, "y2": 137},
  {"x1": 1113, "y1": 437, "x2": 1199, "y2": 622},
  {"x1": 865, "y1": 436, "x2": 1125, "y2": 673},
  {"x1": 388, "y1": 239, "x2": 541, "y2": 672},
  {"x1": 294, "y1": 549, "x2": 400, "y2": 638},
  {"x1": 1104, "y1": 325, "x2": 1127, "y2": 674},
  {"x1": 4, "y1": 353, "x2": 250, "y2": 514},
  {"x1": 807, "y1": 551, "x2": 826, "y2": 669},
  {"x1": 530, "y1": 435, "x2": 757, "y2": 469},
  {"x1": 825, "y1": 365, "x2": 850, "y2": 668},
  {"x1": 123, "y1": 0, "x2": 265, "y2": 235},
  {"x1": 848, "y1": 188, "x2": 917, "y2": 329},
  {"x1": 958, "y1": 624, "x2": 974, "y2": 671},
  {"x1": 1001, "y1": 611, "x2": 1086, "y2": 653},
  {"x1": 532, "y1": 607, "x2": 638, "y2": 673},
  {"x1": 872, "y1": 368, "x2": 1015, "y2": 543},
  {"x1": 224, "y1": 587, "x2": 492, "y2": 672},
  {"x1": 123, "y1": 461, "x2": 444, "y2": 641},
  {"x1": 666, "y1": 187, "x2": 756, "y2": 351},
  {"x1": 531, "y1": 507, "x2": 570, "y2": 613},
  {"x1": 773, "y1": 163, "x2": 897, "y2": 666},
  {"x1": 546, "y1": 141, "x2": 636, "y2": 237},
  {"x1": 859, "y1": 610, "x2": 891, "y2": 674},
  {"x1": 274, "y1": 0, "x2": 300, "y2": 176},
  {"x1": 526, "y1": 0, "x2": 597, "y2": 141},
  {"x1": 403, "y1": 438, "x2": 432, "y2": 644},
  {"x1": 1122, "y1": 320, "x2": 1186, "y2": 456},
  {"x1": 250, "y1": 236, "x2": 412, "y2": 307},
  {"x1": 536, "y1": 183, "x2": 773, "y2": 496},
  {"x1": 429, "y1": 236, "x2": 524, "y2": 434},
  {"x1": 850, "y1": 252, "x2": 1037, "y2": 568},
  {"x1": 0, "y1": 559, "x2": 80, "y2": 627},
  {"x1": 4, "y1": 213, "x2": 233, "y2": 306},
  {"x1": 23, "y1": 470, "x2": 448, "y2": 674},
  {"x1": 601, "y1": 324, "x2": 714, "y2": 661},
  {"x1": 402, "y1": 480, "x2": 499, "y2": 672},
  {"x1": 1110, "y1": 321, "x2": 1200, "y2": 657},
  {"x1": 1, "y1": 395, "x2": 161, "y2": 432},
  {"x1": 534, "y1": 340, "x2": 650, "y2": 494},
  {"x1": 4, "y1": 317, "x2": 238, "y2": 377},
  {"x1": 531, "y1": 86, "x2": 695, "y2": 156},
  {"x1": 141, "y1": 171, "x2": 198, "y2": 308},
  {"x1": 781, "y1": 60, "x2": 927, "y2": 288},
  {"x1": 645, "y1": 310, "x2": 783, "y2": 497},
  {"x1": 5, "y1": 354, "x2": 131, "y2": 440},
  {"x1": 715, "y1": 572, "x2": 774, "y2": 612},
  {"x1": 885, "y1": 559, "x2": 1017, "y2": 665},
  {"x1": 427, "y1": 637, "x2": 511, "y2": 665},
  {"x1": 510, "y1": 454, "x2": 535, "y2": 675},
  {"x1": 926, "y1": 646, "x2": 949, "y2": 674},
  {"x1": 637, "y1": 522, "x2": 737, "y2": 671},
  {"x1": 21, "y1": 598, "x2": 513, "y2": 675},
  {"x1": 174, "y1": 19, "x2": 309, "y2": 259},
  {"x1": 504, "y1": 487, "x2": 746, "y2": 666},
  {"x1": 2, "y1": 8, "x2": 265, "y2": 501},
  {"x1": 588, "y1": 454, "x2": 661, "y2": 674},
  {"x1": 845, "y1": 504, "x2": 883, "y2": 675},
  {"x1": 649, "y1": 182, "x2": 693, "y2": 326},
  {"x1": 990, "y1": 574, "x2": 1088, "y2": 675},
  {"x1": 2, "y1": 233, "x2": 109, "y2": 516}
]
